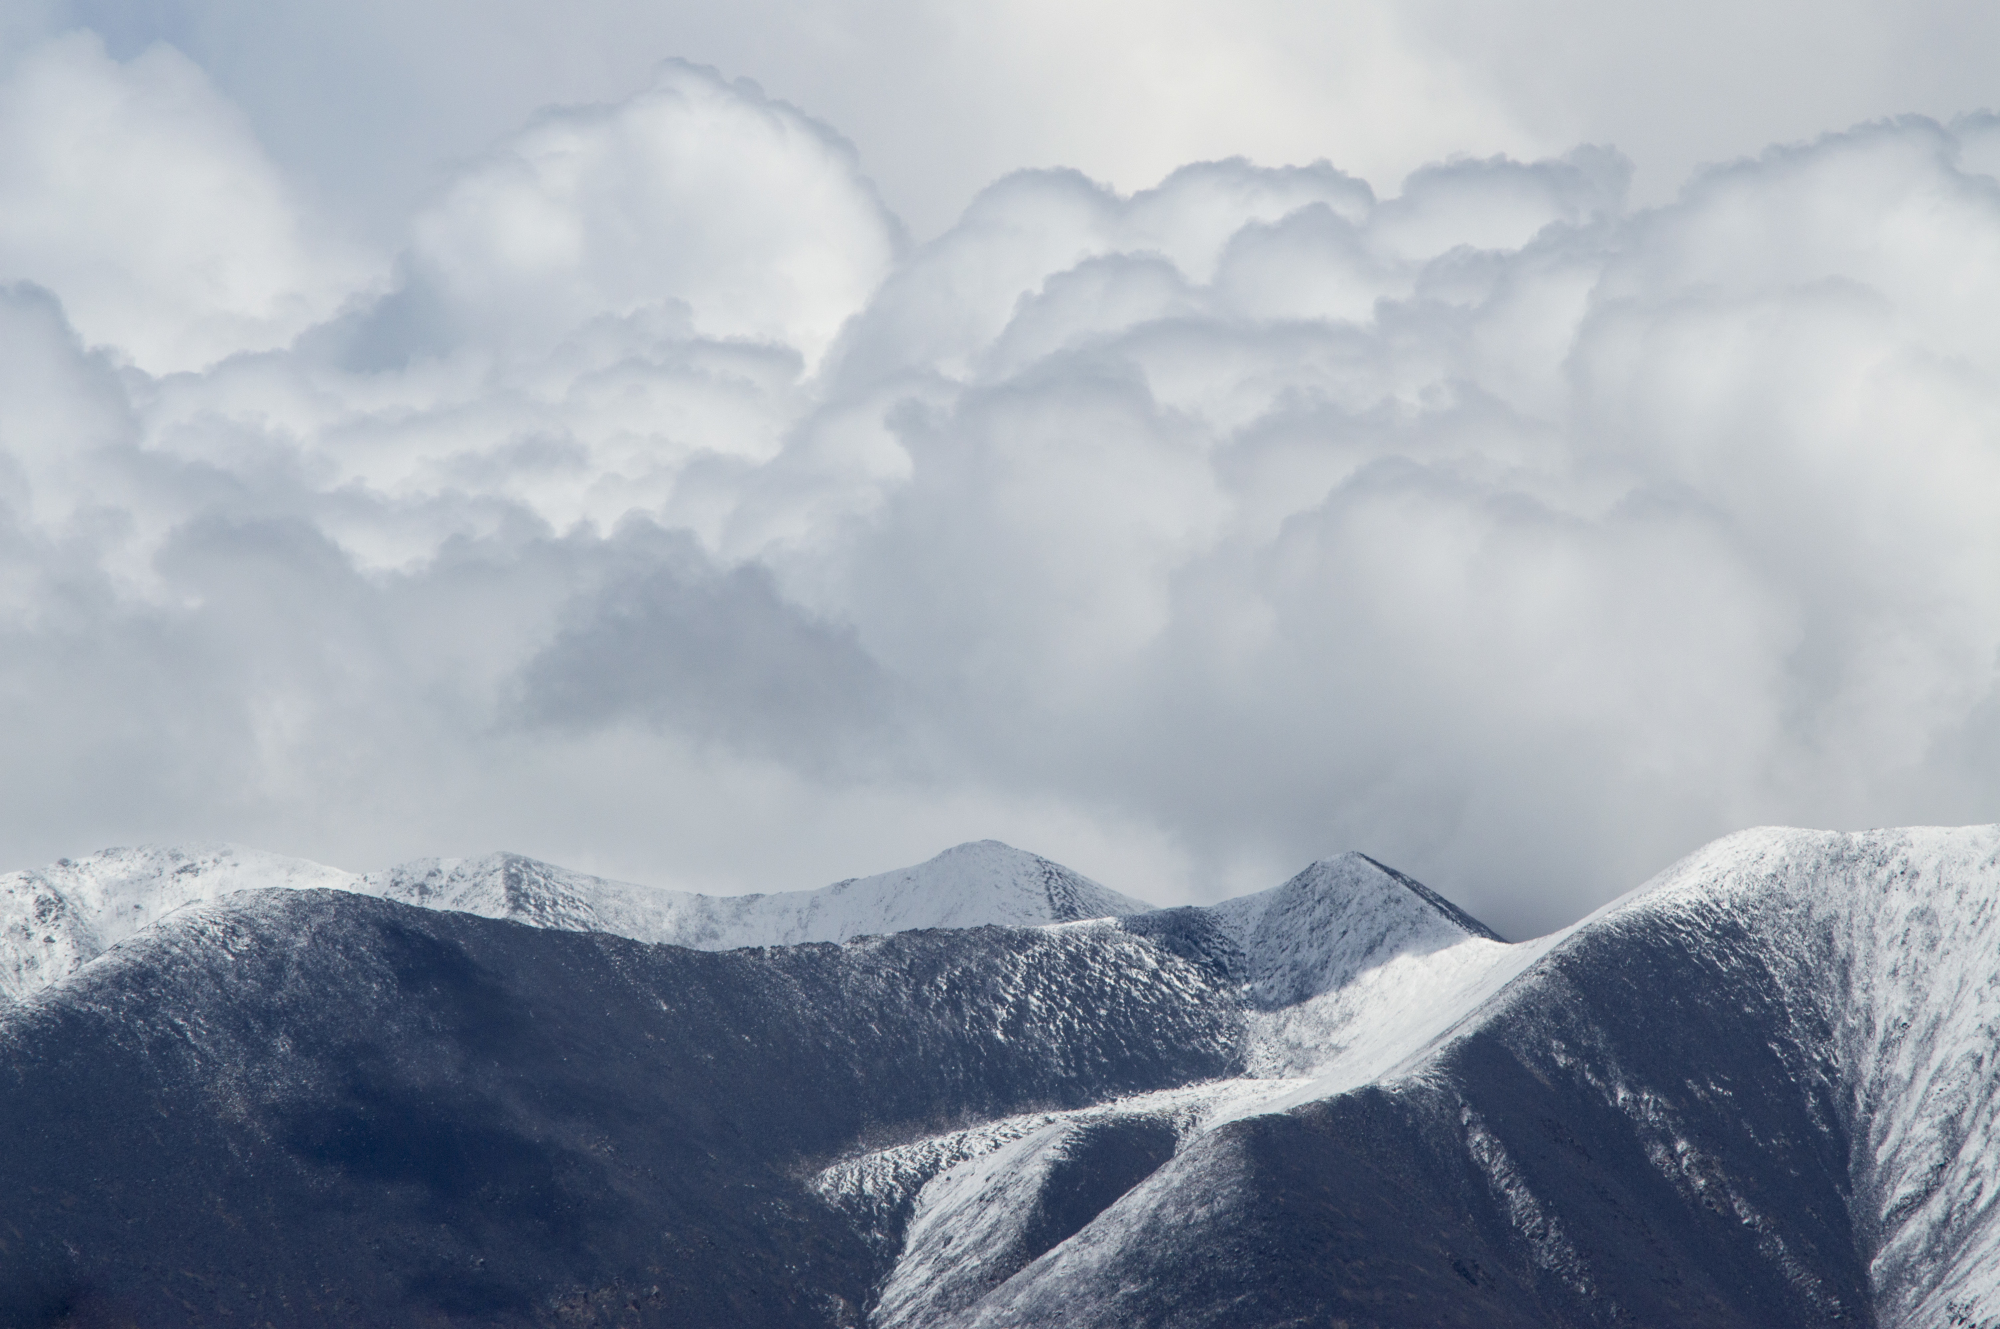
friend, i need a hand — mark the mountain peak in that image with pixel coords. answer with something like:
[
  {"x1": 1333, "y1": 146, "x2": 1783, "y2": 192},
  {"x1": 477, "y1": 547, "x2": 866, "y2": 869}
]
[
  {"x1": 367, "y1": 841, "x2": 1157, "y2": 944},
  {"x1": 816, "y1": 841, "x2": 1154, "y2": 933},
  {"x1": 1207, "y1": 852, "x2": 1503, "y2": 1009},
  {"x1": 362, "y1": 851, "x2": 621, "y2": 932},
  {"x1": 1348, "y1": 853, "x2": 1504, "y2": 941}
]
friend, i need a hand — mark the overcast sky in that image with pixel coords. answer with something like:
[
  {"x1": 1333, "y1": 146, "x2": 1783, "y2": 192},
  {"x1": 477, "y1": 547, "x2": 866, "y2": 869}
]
[{"x1": 1, "y1": 0, "x2": 1997, "y2": 936}]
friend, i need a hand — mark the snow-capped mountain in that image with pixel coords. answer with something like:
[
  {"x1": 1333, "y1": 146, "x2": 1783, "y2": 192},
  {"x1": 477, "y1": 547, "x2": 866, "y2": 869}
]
[
  {"x1": 0, "y1": 844, "x2": 355, "y2": 1002},
  {"x1": 0, "y1": 884, "x2": 1239, "y2": 1326},
  {"x1": 2, "y1": 825, "x2": 1998, "y2": 1327},
  {"x1": 364, "y1": 839, "x2": 1152, "y2": 947},
  {"x1": 0, "y1": 839, "x2": 1151, "y2": 1003},
  {"x1": 946, "y1": 826, "x2": 2000, "y2": 1328},
  {"x1": 1194, "y1": 851, "x2": 1525, "y2": 1080}
]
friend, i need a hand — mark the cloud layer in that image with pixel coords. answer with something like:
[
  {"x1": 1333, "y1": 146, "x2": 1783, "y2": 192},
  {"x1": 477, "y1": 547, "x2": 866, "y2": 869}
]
[{"x1": 1, "y1": 37, "x2": 1997, "y2": 935}]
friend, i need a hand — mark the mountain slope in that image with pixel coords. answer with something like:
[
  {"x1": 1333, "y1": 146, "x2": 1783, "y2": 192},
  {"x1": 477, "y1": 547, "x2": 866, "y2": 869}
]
[
  {"x1": 946, "y1": 826, "x2": 2000, "y2": 1329},
  {"x1": 5, "y1": 826, "x2": 1998, "y2": 1327},
  {"x1": 1206, "y1": 851, "x2": 1504, "y2": 1009},
  {"x1": 1198, "y1": 851, "x2": 1530, "y2": 1080},
  {"x1": 0, "y1": 888, "x2": 1235, "y2": 1326}
]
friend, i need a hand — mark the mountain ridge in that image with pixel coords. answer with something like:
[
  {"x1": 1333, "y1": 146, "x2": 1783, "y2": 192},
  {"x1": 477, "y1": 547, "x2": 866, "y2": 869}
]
[
  {"x1": 956, "y1": 825, "x2": 2000, "y2": 1327},
  {"x1": 4, "y1": 826, "x2": 1998, "y2": 1325},
  {"x1": 0, "y1": 885, "x2": 1242, "y2": 1325},
  {"x1": 0, "y1": 839, "x2": 1155, "y2": 1004}
]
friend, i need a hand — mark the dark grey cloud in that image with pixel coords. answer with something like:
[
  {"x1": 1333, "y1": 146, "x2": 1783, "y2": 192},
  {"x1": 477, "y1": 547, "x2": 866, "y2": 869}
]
[{"x1": 513, "y1": 523, "x2": 899, "y2": 766}]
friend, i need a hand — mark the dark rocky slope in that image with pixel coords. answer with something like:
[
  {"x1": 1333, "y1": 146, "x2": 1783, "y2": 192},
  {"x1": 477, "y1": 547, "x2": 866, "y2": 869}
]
[
  {"x1": 0, "y1": 889, "x2": 1238, "y2": 1326},
  {"x1": 955, "y1": 906, "x2": 1863, "y2": 1327}
]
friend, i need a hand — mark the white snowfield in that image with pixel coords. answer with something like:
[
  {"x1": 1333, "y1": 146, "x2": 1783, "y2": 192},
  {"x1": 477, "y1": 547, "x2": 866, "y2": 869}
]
[
  {"x1": 0, "y1": 839, "x2": 1152, "y2": 1004},
  {"x1": 1286, "y1": 826, "x2": 2000, "y2": 1327}
]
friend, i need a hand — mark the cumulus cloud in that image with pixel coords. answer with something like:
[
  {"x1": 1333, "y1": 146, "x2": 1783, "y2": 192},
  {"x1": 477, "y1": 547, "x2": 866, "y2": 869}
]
[
  {"x1": 395, "y1": 61, "x2": 902, "y2": 367},
  {"x1": 1, "y1": 33, "x2": 1998, "y2": 936},
  {"x1": 0, "y1": 32, "x2": 375, "y2": 372}
]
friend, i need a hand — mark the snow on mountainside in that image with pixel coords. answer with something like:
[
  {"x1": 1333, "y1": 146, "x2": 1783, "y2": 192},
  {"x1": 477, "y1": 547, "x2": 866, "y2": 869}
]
[
  {"x1": 0, "y1": 845, "x2": 356, "y2": 1002},
  {"x1": 948, "y1": 825, "x2": 2000, "y2": 1329},
  {"x1": 0, "y1": 886, "x2": 1242, "y2": 1325},
  {"x1": 1580, "y1": 826, "x2": 2000, "y2": 1328},
  {"x1": 5, "y1": 823, "x2": 1999, "y2": 1325},
  {"x1": 807, "y1": 853, "x2": 1553, "y2": 1323},
  {"x1": 1195, "y1": 851, "x2": 1532, "y2": 1081},
  {"x1": 0, "y1": 839, "x2": 1152, "y2": 1003},
  {"x1": 365, "y1": 840, "x2": 1153, "y2": 947},
  {"x1": 1208, "y1": 852, "x2": 1503, "y2": 1009}
]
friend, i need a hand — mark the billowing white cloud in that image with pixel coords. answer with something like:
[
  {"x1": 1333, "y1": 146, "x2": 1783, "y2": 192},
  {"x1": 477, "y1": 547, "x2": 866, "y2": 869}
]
[
  {"x1": 402, "y1": 60, "x2": 901, "y2": 367},
  {"x1": 28, "y1": 0, "x2": 2000, "y2": 246},
  {"x1": 0, "y1": 32, "x2": 375, "y2": 372},
  {"x1": 1, "y1": 38, "x2": 1998, "y2": 937}
]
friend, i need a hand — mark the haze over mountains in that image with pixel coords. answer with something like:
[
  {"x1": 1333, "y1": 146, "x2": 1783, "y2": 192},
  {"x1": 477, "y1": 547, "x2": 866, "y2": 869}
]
[{"x1": 3, "y1": 827, "x2": 1998, "y2": 1326}]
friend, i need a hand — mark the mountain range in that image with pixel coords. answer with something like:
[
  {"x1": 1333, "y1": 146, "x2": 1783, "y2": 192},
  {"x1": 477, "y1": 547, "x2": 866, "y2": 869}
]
[
  {"x1": 1, "y1": 827, "x2": 1996, "y2": 1326},
  {"x1": 0, "y1": 840, "x2": 1147, "y2": 1004}
]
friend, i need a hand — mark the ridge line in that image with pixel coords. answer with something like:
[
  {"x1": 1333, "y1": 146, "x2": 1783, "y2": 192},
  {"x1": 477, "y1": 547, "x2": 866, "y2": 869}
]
[{"x1": 1354, "y1": 854, "x2": 1506, "y2": 943}]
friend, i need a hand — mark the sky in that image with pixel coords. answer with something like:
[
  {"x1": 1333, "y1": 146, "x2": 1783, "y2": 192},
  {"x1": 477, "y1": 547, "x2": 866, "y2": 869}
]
[{"x1": 0, "y1": 0, "x2": 1997, "y2": 937}]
